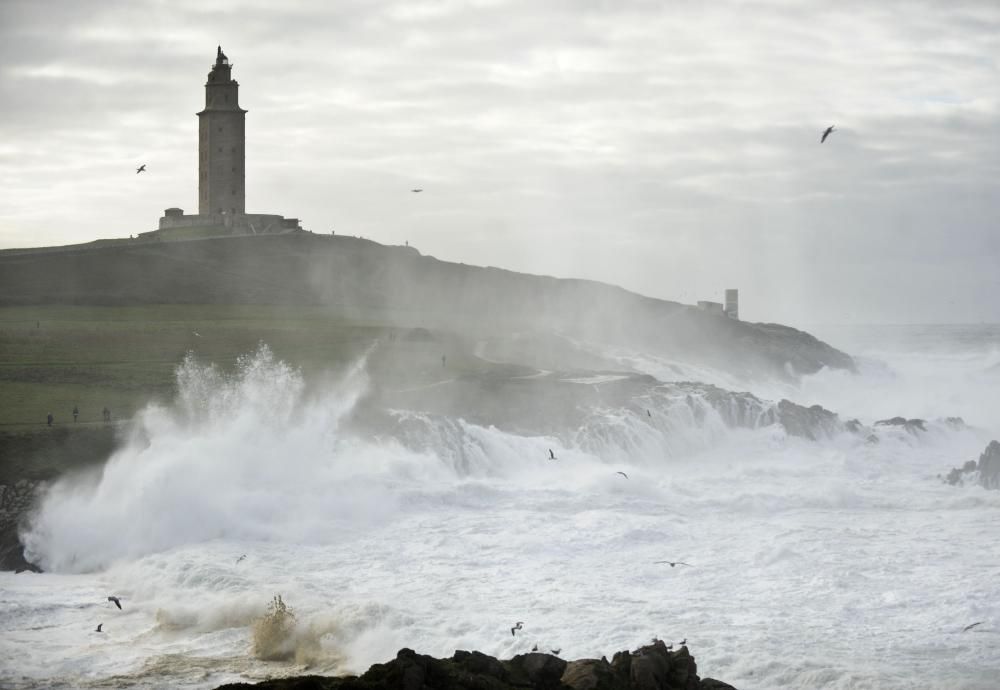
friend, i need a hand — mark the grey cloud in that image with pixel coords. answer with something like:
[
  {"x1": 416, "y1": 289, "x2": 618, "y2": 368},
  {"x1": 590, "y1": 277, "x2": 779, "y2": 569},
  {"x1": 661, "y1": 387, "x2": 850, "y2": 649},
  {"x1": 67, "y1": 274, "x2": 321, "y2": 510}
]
[{"x1": 1, "y1": 0, "x2": 998, "y2": 323}]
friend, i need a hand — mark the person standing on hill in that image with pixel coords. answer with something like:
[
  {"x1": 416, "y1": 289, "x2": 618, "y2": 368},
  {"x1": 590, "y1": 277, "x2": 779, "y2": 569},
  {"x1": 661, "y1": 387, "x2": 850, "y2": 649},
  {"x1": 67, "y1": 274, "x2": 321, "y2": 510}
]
[
  {"x1": 47, "y1": 413, "x2": 53, "y2": 427},
  {"x1": 73, "y1": 405, "x2": 79, "y2": 423},
  {"x1": 103, "y1": 407, "x2": 111, "y2": 423}
]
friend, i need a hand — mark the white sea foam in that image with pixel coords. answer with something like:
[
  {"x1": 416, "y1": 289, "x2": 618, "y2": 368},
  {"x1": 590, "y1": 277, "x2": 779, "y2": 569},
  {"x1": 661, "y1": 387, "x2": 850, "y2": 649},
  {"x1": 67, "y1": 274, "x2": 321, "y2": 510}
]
[{"x1": 2, "y1": 330, "x2": 999, "y2": 690}]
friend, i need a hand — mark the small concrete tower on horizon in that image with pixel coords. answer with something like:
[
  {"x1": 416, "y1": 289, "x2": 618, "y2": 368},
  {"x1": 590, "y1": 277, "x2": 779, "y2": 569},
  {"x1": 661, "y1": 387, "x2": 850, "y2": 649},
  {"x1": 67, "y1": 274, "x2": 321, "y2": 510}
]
[
  {"x1": 197, "y1": 46, "x2": 246, "y2": 216},
  {"x1": 725, "y1": 289, "x2": 739, "y2": 320}
]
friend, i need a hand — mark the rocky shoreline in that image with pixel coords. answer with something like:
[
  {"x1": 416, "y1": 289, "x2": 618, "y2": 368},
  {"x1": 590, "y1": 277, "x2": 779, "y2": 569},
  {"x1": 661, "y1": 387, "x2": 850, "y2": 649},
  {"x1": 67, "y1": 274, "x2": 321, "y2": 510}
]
[
  {"x1": 0, "y1": 479, "x2": 42, "y2": 572},
  {"x1": 214, "y1": 641, "x2": 736, "y2": 690},
  {"x1": 943, "y1": 440, "x2": 1000, "y2": 489}
]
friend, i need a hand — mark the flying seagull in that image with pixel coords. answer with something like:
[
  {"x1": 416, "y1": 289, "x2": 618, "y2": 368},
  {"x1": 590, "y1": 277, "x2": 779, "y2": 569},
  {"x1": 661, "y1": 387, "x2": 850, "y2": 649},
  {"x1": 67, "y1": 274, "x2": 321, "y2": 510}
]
[
  {"x1": 820, "y1": 126, "x2": 835, "y2": 143},
  {"x1": 107, "y1": 596, "x2": 122, "y2": 610},
  {"x1": 411, "y1": 189, "x2": 423, "y2": 193},
  {"x1": 192, "y1": 331, "x2": 202, "y2": 337},
  {"x1": 550, "y1": 648, "x2": 561, "y2": 655},
  {"x1": 95, "y1": 623, "x2": 104, "y2": 633},
  {"x1": 963, "y1": 621, "x2": 984, "y2": 632},
  {"x1": 678, "y1": 638, "x2": 687, "y2": 645},
  {"x1": 531, "y1": 644, "x2": 538, "y2": 652},
  {"x1": 236, "y1": 554, "x2": 246, "y2": 565},
  {"x1": 136, "y1": 164, "x2": 146, "y2": 174},
  {"x1": 511, "y1": 621, "x2": 523, "y2": 637},
  {"x1": 616, "y1": 471, "x2": 629, "y2": 479},
  {"x1": 654, "y1": 560, "x2": 691, "y2": 567},
  {"x1": 549, "y1": 449, "x2": 556, "y2": 460}
]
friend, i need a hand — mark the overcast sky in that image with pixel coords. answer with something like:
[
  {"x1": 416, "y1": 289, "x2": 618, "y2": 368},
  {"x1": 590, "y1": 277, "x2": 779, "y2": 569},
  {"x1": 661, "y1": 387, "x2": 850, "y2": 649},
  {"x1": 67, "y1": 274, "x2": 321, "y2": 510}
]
[{"x1": 1, "y1": 0, "x2": 998, "y2": 325}]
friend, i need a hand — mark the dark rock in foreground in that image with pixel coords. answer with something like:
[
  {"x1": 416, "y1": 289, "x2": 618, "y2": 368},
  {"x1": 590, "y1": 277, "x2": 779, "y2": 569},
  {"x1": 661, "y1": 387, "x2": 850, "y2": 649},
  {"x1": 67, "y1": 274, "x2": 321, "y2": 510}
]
[
  {"x1": 944, "y1": 440, "x2": 1000, "y2": 489},
  {"x1": 214, "y1": 641, "x2": 736, "y2": 690}
]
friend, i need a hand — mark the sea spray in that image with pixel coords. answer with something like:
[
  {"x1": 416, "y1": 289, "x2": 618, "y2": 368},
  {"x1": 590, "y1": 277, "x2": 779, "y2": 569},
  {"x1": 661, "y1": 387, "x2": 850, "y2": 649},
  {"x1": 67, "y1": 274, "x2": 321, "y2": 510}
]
[
  {"x1": 4, "y1": 328, "x2": 1000, "y2": 689},
  {"x1": 253, "y1": 595, "x2": 303, "y2": 662},
  {"x1": 21, "y1": 344, "x2": 399, "y2": 573},
  {"x1": 22, "y1": 339, "x2": 980, "y2": 576}
]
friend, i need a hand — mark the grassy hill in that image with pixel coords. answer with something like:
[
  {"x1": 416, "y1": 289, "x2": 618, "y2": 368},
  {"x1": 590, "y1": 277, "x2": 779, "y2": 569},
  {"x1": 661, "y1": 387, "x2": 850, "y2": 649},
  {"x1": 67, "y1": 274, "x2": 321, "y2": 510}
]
[
  {"x1": 0, "y1": 233, "x2": 852, "y2": 369},
  {"x1": 0, "y1": 234, "x2": 856, "y2": 571},
  {"x1": 0, "y1": 232, "x2": 854, "y2": 430},
  {"x1": 0, "y1": 303, "x2": 504, "y2": 428}
]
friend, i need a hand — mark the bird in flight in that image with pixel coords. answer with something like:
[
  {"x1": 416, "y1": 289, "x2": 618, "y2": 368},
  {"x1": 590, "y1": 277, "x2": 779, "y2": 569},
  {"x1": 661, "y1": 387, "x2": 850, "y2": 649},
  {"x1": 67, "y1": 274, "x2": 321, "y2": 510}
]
[
  {"x1": 548, "y1": 449, "x2": 557, "y2": 460},
  {"x1": 963, "y1": 621, "x2": 984, "y2": 632},
  {"x1": 654, "y1": 560, "x2": 691, "y2": 567},
  {"x1": 511, "y1": 621, "x2": 524, "y2": 637},
  {"x1": 678, "y1": 638, "x2": 687, "y2": 645},
  {"x1": 616, "y1": 471, "x2": 629, "y2": 479},
  {"x1": 236, "y1": 554, "x2": 246, "y2": 565},
  {"x1": 820, "y1": 126, "x2": 835, "y2": 143},
  {"x1": 411, "y1": 189, "x2": 423, "y2": 193},
  {"x1": 550, "y1": 648, "x2": 561, "y2": 655},
  {"x1": 107, "y1": 596, "x2": 122, "y2": 610},
  {"x1": 136, "y1": 164, "x2": 147, "y2": 174},
  {"x1": 95, "y1": 623, "x2": 104, "y2": 633}
]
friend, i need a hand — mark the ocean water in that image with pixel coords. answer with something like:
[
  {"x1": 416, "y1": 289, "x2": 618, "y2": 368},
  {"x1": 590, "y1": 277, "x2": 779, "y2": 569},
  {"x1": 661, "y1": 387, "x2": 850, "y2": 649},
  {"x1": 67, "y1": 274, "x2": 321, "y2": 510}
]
[{"x1": 1, "y1": 326, "x2": 999, "y2": 689}]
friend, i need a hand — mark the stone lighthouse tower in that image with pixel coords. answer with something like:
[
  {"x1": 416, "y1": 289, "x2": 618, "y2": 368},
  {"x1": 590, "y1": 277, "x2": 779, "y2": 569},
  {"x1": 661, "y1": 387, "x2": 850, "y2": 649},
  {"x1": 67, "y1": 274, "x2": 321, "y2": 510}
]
[
  {"x1": 150, "y1": 47, "x2": 302, "y2": 238},
  {"x1": 197, "y1": 46, "x2": 246, "y2": 216}
]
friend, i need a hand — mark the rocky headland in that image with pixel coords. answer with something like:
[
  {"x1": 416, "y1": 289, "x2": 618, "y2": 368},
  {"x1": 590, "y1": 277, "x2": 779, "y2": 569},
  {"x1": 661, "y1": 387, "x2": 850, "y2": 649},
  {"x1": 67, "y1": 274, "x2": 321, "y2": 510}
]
[
  {"x1": 0, "y1": 234, "x2": 854, "y2": 382},
  {"x1": 214, "y1": 641, "x2": 736, "y2": 690}
]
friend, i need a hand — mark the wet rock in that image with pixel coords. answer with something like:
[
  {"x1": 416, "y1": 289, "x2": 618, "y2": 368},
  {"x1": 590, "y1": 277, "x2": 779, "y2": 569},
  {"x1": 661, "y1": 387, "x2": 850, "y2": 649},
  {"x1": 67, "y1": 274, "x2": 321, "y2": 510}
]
[
  {"x1": 776, "y1": 400, "x2": 842, "y2": 441},
  {"x1": 452, "y1": 650, "x2": 508, "y2": 681},
  {"x1": 874, "y1": 417, "x2": 926, "y2": 433},
  {"x1": 943, "y1": 441, "x2": 1000, "y2": 489},
  {"x1": 214, "y1": 643, "x2": 734, "y2": 690},
  {"x1": 0, "y1": 479, "x2": 42, "y2": 572},
  {"x1": 699, "y1": 681, "x2": 737, "y2": 690},
  {"x1": 665, "y1": 646, "x2": 697, "y2": 689},
  {"x1": 610, "y1": 650, "x2": 632, "y2": 677},
  {"x1": 980, "y1": 441, "x2": 1000, "y2": 489},
  {"x1": 509, "y1": 652, "x2": 567, "y2": 689},
  {"x1": 629, "y1": 642, "x2": 671, "y2": 690},
  {"x1": 561, "y1": 659, "x2": 615, "y2": 690}
]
